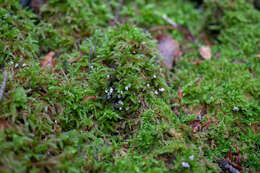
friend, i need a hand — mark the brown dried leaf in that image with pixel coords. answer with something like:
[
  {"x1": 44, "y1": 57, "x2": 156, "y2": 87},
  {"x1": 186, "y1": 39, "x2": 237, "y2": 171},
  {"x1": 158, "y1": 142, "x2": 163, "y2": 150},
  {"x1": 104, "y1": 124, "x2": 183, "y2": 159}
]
[
  {"x1": 189, "y1": 120, "x2": 202, "y2": 133},
  {"x1": 0, "y1": 118, "x2": 11, "y2": 131},
  {"x1": 178, "y1": 87, "x2": 183, "y2": 100},
  {"x1": 156, "y1": 34, "x2": 181, "y2": 69},
  {"x1": 40, "y1": 51, "x2": 56, "y2": 71},
  {"x1": 235, "y1": 146, "x2": 241, "y2": 165},
  {"x1": 226, "y1": 148, "x2": 233, "y2": 162},
  {"x1": 199, "y1": 46, "x2": 211, "y2": 60},
  {"x1": 30, "y1": 0, "x2": 47, "y2": 13},
  {"x1": 256, "y1": 54, "x2": 260, "y2": 58},
  {"x1": 211, "y1": 140, "x2": 216, "y2": 149}
]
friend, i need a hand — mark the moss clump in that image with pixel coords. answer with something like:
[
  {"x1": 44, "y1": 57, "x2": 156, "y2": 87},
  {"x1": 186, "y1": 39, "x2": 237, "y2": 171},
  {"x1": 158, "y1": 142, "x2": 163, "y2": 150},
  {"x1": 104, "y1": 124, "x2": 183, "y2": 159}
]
[{"x1": 0, "y1": 0, "x2": 259, "y2": 172}]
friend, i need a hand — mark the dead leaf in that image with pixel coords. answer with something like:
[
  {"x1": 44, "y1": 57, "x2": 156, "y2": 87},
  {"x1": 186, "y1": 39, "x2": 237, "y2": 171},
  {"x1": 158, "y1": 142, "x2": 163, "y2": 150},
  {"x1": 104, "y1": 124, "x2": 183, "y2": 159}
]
[
  {"x1": 235, "y1": 146, "x2": 241, "y2": 165},
  {"x1": 30, "y1": 0, "x2": 47, "y2": 13},
  {"x1": 226, "y1": 148, "x2": 233, "y2": 162},
  {"x1": 189, "y1": 120, "x2": 202, "y2": 133},
  {"x1": 40, "y1": 51, "x2": 56, "y2": 71},
  {"x1": 256, "y1": 54, "x2": 260, "y2": 58},
  {"x1": 0, "y1": 118, "x2": 11, "y2": 131},
  {"x1": 156, "y1": 34, "x2": 181, "y2": 69},
  {"x1": 178, "y1": 87, "x2": 183, "y2": 100},
  {"x1": 211, "y1": 140, "x2": 216, "y2": 149},
  {"x1": 199, "y1": 46, "x2": 211, "y2": 60}
]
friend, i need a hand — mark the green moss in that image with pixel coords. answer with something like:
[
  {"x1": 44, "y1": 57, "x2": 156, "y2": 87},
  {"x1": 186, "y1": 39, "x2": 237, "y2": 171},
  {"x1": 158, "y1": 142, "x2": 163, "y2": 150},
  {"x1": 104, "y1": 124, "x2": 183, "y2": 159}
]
[{"x1": 0, "y1": 0, "x2": 259, "y2": 172}]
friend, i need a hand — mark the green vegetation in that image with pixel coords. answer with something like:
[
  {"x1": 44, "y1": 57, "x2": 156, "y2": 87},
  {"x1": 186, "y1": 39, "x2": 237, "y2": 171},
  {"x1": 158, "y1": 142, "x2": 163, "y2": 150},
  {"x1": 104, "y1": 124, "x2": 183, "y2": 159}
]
[{"x1": 0, "y1": 0, "x2": 259, "y2": 172}]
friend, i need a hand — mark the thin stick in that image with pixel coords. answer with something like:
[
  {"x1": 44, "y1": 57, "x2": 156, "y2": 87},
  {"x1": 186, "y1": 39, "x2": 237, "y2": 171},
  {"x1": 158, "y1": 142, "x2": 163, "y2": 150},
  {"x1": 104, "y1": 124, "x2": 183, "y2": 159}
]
[
  {"x1": 235, "y1": 120, "x2": 247, "y2": 135},
  {"x1": 114, "y1": 0, "x2": 124, "y2": 24},
  {"x1": 162, "y1": 14, "x2": 178, "y2": 27},
  {"x1": 0, "y1": 71, "x2": 8, "y2": 102}
]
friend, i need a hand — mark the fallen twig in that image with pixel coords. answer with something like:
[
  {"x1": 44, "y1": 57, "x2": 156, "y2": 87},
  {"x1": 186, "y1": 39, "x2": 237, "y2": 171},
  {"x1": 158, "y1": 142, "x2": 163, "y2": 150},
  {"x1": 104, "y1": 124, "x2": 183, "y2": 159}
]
[
  {"x1": 114, "y1": 0, "x2": 124, "y2": 24},
  {"x1": 235, "y1": 120, "x2": 247, "y2": 135},
  {"x1": 150, "y1": 14, "x2": 195, "y2": 42},
  {"x1": 0, "y1": 71, "x2": 8, "y2": 102},
  {"x1": 215, "y1": 157, "x2": 240, "y2": 173}
]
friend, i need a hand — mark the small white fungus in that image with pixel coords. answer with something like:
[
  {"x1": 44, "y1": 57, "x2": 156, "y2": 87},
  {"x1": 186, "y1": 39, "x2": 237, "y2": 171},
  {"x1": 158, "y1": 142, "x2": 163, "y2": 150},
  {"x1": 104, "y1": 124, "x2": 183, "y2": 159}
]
[
  {"x1": 154, "y1": 90, "x2": 158, "y2": 95},
  {"x1": 189, "y1": 155, "x2": 194, "y2": 161},
  {"x1": 181, "y1": 162, "x2": 190, "y2": 168},
  {"x1": 15, "y1": 64, "x2": 19, "y2": 68},
  {"x1": 233, "y1": 106, "x2": 239, "y2": 111},
  {"x1": 147, "y1": 84, "x2": 150, "y2": 87},
  {"x1": 22, "y1": 63, "x2": 27, "y2": 67},
  {"x1": 159, "y1": 88, "x2": 165, "y2": 92},
  {"x1": 153, "y1": 75, "x2": 157, "y2": 79}
]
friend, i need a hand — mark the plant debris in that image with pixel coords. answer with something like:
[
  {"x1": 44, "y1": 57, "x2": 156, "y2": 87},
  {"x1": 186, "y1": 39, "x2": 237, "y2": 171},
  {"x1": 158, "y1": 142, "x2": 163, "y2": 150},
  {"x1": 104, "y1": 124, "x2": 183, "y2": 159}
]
[
  {"x1": 0, "y1": 71, "x2": 8, "y2": 102},
  {"x1": 199, "y1": 45, "x2": 212, "y2": 60},
  {"x1": 156, "y1": 34, "x2": 181, "y2": 69}
]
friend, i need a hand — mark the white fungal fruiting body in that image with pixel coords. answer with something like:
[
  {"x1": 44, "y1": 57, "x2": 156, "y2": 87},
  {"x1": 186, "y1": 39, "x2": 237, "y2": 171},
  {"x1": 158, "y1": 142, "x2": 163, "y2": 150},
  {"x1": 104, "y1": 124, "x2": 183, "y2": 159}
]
[
  {"x1": 233, "y1": 106, "x2": 239, "y2": 111},
  {"x1": 189, "y1": 155, "x2": 194, "y2": 161},
  {"x1": 181, "y1": 162, "x2": 190, "y2": 168},
  {"x1": 159, "y1": 88, "x2": 165, "y2": 92}
]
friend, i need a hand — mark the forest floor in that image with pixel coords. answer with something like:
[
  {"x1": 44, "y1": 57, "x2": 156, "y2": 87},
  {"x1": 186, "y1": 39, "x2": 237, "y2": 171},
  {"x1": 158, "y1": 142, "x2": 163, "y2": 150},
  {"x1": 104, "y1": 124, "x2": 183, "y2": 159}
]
[{"x1": 0, "y1": 0, "x2": 260, "y2": 172}]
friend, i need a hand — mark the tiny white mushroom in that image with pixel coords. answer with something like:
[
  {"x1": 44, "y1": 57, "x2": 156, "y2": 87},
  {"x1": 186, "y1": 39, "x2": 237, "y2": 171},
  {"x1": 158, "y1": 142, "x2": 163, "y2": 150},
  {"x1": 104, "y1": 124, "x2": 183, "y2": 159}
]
[
  {"x1": 153, "y1": 74, "x2": 157, "y2": 79},
  {"x1": 119, "y1": 107, "x2": 122, "y2": 111},
  {"x1": 107, "y1": 75, "x2": 110, "y2": 78},
  {"x1": 15, "y1": 64, "x2": 19, "y2": 68},
  {"x1": 159, "y1": 88, "x2": 165, "y2": 92},
  {"x1": 147, "y1": 84, "x2": 150, "y2": 87},
  {"x1": 233, "y1": 107, "x2": 239, "y2": 111},
  {"x1": 118, "y1": 100, "x2": 124, "y2": 105},
  {"x1": 154, "y1": 90, "x2": 158, "y2": 95},
  {"x1": 181, "y1": 162, "x2": 190, "y2": 168},
  {"x1": 189, "y1": 155, "x2": 194, "y2": 161},
  {"x1": 22, "y1": 63, "x2": 27, "y2": 67},
  {"x1": 110, "y1": 87, "x2": 113, "y2": 93},
  {"x1": 10, "y1": 61, "x2": 14, "y2": 65}
]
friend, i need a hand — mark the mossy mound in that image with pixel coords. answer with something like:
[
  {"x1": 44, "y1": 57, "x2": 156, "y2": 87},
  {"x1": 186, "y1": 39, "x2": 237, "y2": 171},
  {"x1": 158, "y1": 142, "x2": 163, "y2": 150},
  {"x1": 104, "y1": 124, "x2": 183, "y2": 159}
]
[{"x1": 0, "y1": 0, "x2": 259, "y2": 172}]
